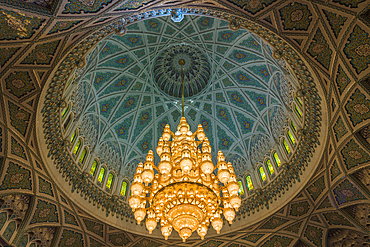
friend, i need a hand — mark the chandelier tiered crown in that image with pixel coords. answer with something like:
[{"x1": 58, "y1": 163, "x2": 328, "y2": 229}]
[{"x1": 129, "y1": 58, "x2": 241, "y2": 242}]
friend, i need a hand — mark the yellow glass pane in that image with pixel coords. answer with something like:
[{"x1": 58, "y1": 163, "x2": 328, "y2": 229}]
[
  {"x1": 106, "y1": 173, "x2": 114, "y2": 189},
  {"x1": 62, "y1": 105, "x2": 69, "y2": 119},
  {"x1": 238, "y1": 180, "x2": 244, "y2": 195},
  {"x1": 287, "y1": 130, "x2": 296, "y2": 145},
  {"x1": 259, "y1": 167, "x2": 267, "y2": 182},
  {"x1": 120, "y1": 181, "x2": 128, "y2": 196},
  {"x1": 98, "y1": 167, "x2": 105, "y2": 183},
  {"x1": 79, "y1": 148, "x2": 87, "y2": 164},
  {"x1": 246, "y1": 175, "x2": 253, "y2": 190},
  {"x1": 90, "y1": 160, "x2": 97, "y2": 176},
  {"x1": 291, "y1": 121, "x2": 296, "y2": 132},
  {"x1": 266, "y1": 159, "x2": 275, "y2": 175},
  {"x1": 273, "y1": 152, "x2": 281, "y2": 167},
  {"x1": 73, "y1": 139, "x2": 81, "y2": 155},
  {"x1": 295, "y1": 97, "x2": 303, "y2": 107},
  {"x1": 294, "y1": 105, "x2": 302, "y2": 119},
  {"x1": 70, "y1": 131, "x2": 77, "y2": 144},
  {"x1": 283, "y1": 139, "x2": 291, "y2": 154}
]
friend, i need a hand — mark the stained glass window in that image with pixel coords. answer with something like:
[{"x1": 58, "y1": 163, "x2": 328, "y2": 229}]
[
  {"x1": 90, "y1": 160, "x2": 98, "y2": 176},
  {"x1": 237, "y1": 180, "x2": 244, "y2": 195},
  {"x1": 282, "y1": 139, "x2": 291, "y2": 154},
  {"x1": 70, "y1": 130, "x2": 77, "y2": 144},
  {"x1": 259, "y1": 166, "x2": 267, "y2": 182},
  {"x1": 62, "y1": 104, "x2": 70, "y2": 119},
  {"x1": 273, "y1": 152, "x2": 281, "y2": 167},
  {"x1": 295, "y1": 97, "x2": 303, "y2": 107},
  {"x1": 106, "y1": 173, "x2": 114, "y2": 189},
  {"x1": 63, "y1": 114, "x2": 72, "y2": 130},
  {"x1": 291, "y1": 121, "x2": 296, "y2": 132},
  {"x1": 79, "y1": 148, "x2": 87, "y2": 164},
  {"x1": 287, "y1": 130, "x2": 296, "y2": 146},
  {"x1": 266, "y1": 159, "x2": 275, "y2": 175},
  {"x1": 120, "y1": 181, "x2": 128, "y2": 196},
  {"x1": 246, "y1": 175, "x2": 253, "y2": 191},
  {"x1": 73, "y1": 139, "x2": 81, "y2": 155},
  {"x1": 294, "y1": 104, "x2": 302, "y2": 119},
  {"x1": 98, "y1": 167, "x2": 105, "y2": 184}
]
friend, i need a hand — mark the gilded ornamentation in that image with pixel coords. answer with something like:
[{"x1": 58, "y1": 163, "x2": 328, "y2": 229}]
[
  {"x1": 21, "y1": 40, "x2": 60, "y2": 65},
  {"x1": 0, "y1": 162, "x2": 31, "y2": 190},
  {"x1": 344, "y1": 25, "x2": 370, "y2": 74},
  {"x1": 8, "y1": 101, "x2": 30, "y2": 136},
  {"x1": 333, "y1": 179, "x2": 366, "y2": 205},
  {"x1": 341, "y1": 139, "x2": 370, "y2": 169},
  {"x1": 345, "y1": 89, "x2": 370, "y2": 126},
  {"x1": 279, "y1": 3, "x2": 312, "y2": 30},
  {"x1": 0, "y1": 47, "x2": 20, "y2": 67},
  {"x1": 0, "y1": 8, "x2": 44, "y2": 40},
  {"x1": 30, "y1": 200, "x2": 59, "y2": 224},
  {"x1": 323, "y1": 10, "x2": 347, "y2": 38},
  {"x1": 11, "y1": 137, "x2": 27, "y2": 160},
  {"x1": 333, "y1": 116, "x2": 348, "y2": 141},
  {"x1": 5, "y1": 71, "x2": 36, "y2": 98},
  {"x1": 336, "y1": 65, "x2": 351, "y2": 95},
  {"x1": 307, "y1": 28, "x2": 332, "y2": 70},
  {"x1": 63, "y1": 0, "x2": 112, "y2": 14}
]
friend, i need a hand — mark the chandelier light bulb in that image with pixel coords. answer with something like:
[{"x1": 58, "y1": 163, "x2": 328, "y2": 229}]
[
  {"x1": 223, "y1": 208, "x2": 235, "y2": 224},
  {"x1": 217, "y1": 169, "x2": 230, "y2": 185},
  {"x1": 179, "y1": 157, "x2": 193, "y2": 172},
  {"x1": 227, "y1": 181, "x2": 239, "y2": 196},
  {"x1": 146, "y1": 218, "x2": 157, "y2": 234},
  {"x1": 161, "y1": 224, "x2": 173, "y2": 240},
  {"x1": 230, "y1": 195, "x2": 242, "y2": 211},
  {"x1": 129, "y1": 195, "x2": 141, "y2": 209},
  {"x1": 134, "y1": 208, "x2": 146, "y2": 224},
  {"x1": 197, "y1": 224, "x2": 208, "y2": 240},
  {"x1": 131, "y1": 182, "x2": 144, "y2": 196},
  {"x1": 211, "y1": 216, "x2": 223, "y2": 234}
]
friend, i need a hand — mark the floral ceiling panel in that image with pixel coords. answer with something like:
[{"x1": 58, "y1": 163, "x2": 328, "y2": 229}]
[{"x1": 71, "y1": 15, "x2": 292, "y2": 177}]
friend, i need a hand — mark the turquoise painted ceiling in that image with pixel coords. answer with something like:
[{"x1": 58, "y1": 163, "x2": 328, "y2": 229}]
[{"x1": 72, "y1": 15, "x2": 292, "y2": 177}]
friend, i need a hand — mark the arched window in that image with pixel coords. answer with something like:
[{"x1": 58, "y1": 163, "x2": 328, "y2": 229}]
[
  {"x1": 97, "y1": 167, "x2": 106, "y2": 184},
  {"x1": 290, "y1": 121, "x2": 296, "y2": 132},
  {"x1": 295, "y1": 97, "x2": 303, "y2": 107},
  {"x1": 62, "y1": 104, "x2": 70, "y2": 120},
  {"x1": 73, "y1": 139, "x2": 82, "y2": 155},
  {"x1": 259, "y1": 166, "x2": 267, "y2": 182},
  {"x1": 287, "y1": 130, "x2": 296, "y2": 146},
  {"x1": 294, "y1": 104, "x2": 302, "y2": 119},
  {"x1": 70, "y1": 130, "x2": 77, "y2": 144},
  {"x1": 273, "y1": 152, "x2": 281, "y2": 167},
  {"x1": 79, "y1": 148, "x2": 88, "y2": 165},
  {"x1": 106, "y1": 173, "x2": 114, "y2": 189},
  {"x1": 237, "y1": 180, "x2": 244, "y2": 195},
  {"x1": 266, "y1": 159, "x2": 275, "y2": 175},
  {"x1": 90, "y1": 160, "x2": 98, "y2": 177},
  {"x1": 63, "y1": 114, "x2": 72, "y2": 130},
  {"x1": 120, "y1": 181, "x2": 128, "y2": 197},
  {"x1": 282, "y1": 139, "x2": 291, "y2": 154},
  {"x1": 245, "y1": 175, "x2": 254, "y2": 191}
]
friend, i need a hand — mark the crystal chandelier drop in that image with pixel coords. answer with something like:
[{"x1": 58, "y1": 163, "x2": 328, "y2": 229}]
[{"x1": 129, "y1": 59, "x2": 241, "y2": 242}]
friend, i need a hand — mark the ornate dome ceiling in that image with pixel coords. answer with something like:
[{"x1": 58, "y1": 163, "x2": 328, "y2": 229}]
[{"x1": 71, "y1": 15, "x2": 293, "y2": 178}]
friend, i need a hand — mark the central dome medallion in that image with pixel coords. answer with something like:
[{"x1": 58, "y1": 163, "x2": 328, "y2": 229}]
[{"x1": 153, "y1": 44, "x2": 211, "y2": 98}]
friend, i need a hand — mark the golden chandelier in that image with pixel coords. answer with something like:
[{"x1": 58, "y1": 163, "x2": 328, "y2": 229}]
[{"x1": 129, "y1": 59, "x2": 241, "y2": 242}]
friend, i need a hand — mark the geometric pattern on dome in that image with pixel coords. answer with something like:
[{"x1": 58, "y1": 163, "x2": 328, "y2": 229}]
[
  {"x1": 72, "y1": 15, "x2": 293, "y2": 177},
  {"x1": 153, "y1": 44, "x2": 211, "y2": 98}
]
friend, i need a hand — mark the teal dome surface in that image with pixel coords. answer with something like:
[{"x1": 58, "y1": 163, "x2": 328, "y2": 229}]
[
  {"x1": 153, "y1": 44, "x2": 211, "y2": 98},
  {"x1": 71, "y1": 15, "x2": 293, "y2": 178}
]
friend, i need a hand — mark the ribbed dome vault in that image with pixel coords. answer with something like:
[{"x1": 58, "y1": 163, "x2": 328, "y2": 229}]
[{"x1": 71, "y1": 15, "x2": 293, "y2": 178}]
